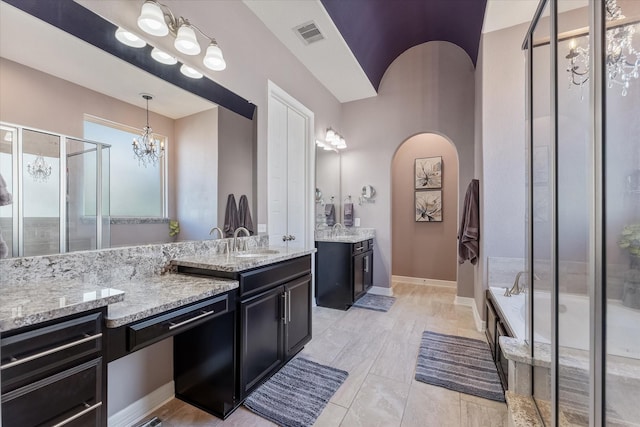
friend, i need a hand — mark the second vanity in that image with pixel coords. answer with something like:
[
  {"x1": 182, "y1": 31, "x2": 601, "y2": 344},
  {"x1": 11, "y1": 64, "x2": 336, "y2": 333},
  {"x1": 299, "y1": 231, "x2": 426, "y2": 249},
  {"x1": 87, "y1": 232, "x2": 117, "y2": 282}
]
[{"x1": 0, "y1": 238, "x2": 314, "y2": 425}]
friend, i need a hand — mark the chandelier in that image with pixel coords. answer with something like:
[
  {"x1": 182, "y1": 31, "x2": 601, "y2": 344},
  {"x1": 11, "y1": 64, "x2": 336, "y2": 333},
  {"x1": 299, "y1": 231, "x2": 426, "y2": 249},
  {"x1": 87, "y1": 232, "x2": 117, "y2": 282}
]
[
  {"x1": 566, "y1": 0, "x2": 640, "y2": 96},
  {"x1": 132, "y1": 94, "x2": 164, "y2": 167},
  {"x1": 27, "y1": 154, "x2": 52, "y2": 182}
]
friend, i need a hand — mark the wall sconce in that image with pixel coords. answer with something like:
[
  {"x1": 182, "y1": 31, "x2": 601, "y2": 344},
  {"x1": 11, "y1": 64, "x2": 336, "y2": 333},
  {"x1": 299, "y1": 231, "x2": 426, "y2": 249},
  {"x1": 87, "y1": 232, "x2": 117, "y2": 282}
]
[
  {"x1": 115, "y1": 0, "x2": 226, "y2": 80},
  {"x1": 325, "y1": 128, "x2": 347, "y2": 150}
]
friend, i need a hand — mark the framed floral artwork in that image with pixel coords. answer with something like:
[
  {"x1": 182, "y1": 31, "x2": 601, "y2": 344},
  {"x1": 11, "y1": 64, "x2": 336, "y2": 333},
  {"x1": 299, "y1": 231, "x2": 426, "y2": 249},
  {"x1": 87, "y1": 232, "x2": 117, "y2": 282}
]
[
  {"x1": 415, "y1": 190, "x2": 442, "y2": 222},
  {"x1": 415, "y1": 156, "x2": 442, "y2": 189}
]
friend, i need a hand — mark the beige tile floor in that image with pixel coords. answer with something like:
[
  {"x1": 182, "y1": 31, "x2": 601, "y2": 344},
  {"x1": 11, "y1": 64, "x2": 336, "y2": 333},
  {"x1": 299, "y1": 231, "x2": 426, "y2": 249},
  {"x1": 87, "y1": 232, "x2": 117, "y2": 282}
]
[{"x1": 146, "y1": 282, "x2": 508, "y2": 426}]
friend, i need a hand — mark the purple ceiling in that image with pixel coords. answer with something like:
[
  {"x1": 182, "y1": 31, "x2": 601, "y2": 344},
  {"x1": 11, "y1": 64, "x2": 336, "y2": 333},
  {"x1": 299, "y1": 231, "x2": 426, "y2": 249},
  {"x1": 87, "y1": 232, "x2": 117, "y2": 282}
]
[{"x1": 320, "y1": 0, "x2": 487, "y2": 91}]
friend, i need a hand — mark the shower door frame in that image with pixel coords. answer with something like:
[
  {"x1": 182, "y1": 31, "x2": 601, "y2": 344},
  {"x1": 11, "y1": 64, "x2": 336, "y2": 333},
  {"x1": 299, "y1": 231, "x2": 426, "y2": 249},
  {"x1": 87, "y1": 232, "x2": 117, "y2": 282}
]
[
  {"x1": 522, "y1": 0, "x2": 607, "y2": 425},
  {"x1": 1, "y1": 121, "x2": 110, "y2": 257}
]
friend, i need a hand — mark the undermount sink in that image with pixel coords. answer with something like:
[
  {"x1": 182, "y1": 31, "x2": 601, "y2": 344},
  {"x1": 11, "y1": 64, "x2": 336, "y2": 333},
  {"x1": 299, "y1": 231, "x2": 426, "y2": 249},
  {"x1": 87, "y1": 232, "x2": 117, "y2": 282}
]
[{"x1": 233, "y1": 249, "x2": 280, "y2": 258}]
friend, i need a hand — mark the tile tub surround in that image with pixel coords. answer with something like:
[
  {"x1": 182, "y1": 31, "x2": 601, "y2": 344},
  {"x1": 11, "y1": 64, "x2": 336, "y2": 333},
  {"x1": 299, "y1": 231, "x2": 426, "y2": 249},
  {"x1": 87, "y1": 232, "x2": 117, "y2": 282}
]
[
  {"x1": 314, "y1": 227, "x2": 375, "y2": 243},
  {"x1": 171, "y1": 246, "x2": 316, "y2": 272},
  {"x1": 0, "y1": 280, "x2": 124, "y2": 332}
]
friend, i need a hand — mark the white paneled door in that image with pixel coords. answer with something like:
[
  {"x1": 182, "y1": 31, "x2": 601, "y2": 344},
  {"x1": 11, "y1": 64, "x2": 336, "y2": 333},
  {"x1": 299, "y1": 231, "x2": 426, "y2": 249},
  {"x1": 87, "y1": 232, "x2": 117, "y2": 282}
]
[{"x1": 267, "y1": 82, "x2": 314, "y2": 250}]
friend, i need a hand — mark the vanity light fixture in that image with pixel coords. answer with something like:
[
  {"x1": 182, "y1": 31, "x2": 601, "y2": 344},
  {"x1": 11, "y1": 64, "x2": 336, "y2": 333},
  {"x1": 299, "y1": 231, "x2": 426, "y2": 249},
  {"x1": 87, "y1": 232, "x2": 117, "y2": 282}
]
[
  {"x1": 316, "y1": 140, "x2": 337, "y2": 152},
  {"x1": 180, "y1": 64, "x2": 203, "y2": 79},
  {"x1": 115, "y1": 27, "x2": 146, "y2": 48},
  {"x1": 135, "y1": 0, "x2": 227, "y2": 71},
  {"x1": 132, "y1": 94, "x2": 165, "y2": 167},
  {"x1": 150, "y1": 47, "x2": 177, "y2": 65},
  {"x1": 325, "y1": 128, "x2": 347, "y2": 150},
  {"x1": 566, "y1": 0, "x2": 639, "y2": 96},
  {"x1": 27, "y1": 154, "x2": 52, "y2": 182}
]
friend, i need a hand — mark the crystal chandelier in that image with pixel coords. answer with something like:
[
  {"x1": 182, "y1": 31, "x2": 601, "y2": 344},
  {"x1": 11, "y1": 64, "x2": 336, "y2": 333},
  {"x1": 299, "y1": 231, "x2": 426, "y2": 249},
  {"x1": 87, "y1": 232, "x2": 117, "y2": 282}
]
[
  {"x1": 132, "y1": 94, "x2": 164, "y2": 167},
  {"x1": 27, "y1": 154, "x2": 52, "y2": 182},
  {"x1": 566, "y1": 0, "x2": 640, "y2": 96}
]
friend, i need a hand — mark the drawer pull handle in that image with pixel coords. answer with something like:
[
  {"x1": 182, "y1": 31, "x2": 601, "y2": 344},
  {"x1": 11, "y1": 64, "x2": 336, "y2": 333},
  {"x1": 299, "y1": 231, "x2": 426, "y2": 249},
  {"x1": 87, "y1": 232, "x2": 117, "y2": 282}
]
[
  {"x1": 355, "y1": 245, "x2": 363, "y2": 251},
  {"x1": 168, "y1": 310, "x2": 214, "y2": 330},
  {"x1": 1, "y1": 333, "x2": 102, "y2": 370},
  {"x1": 52, "y1": 402, "x2": 102, "y2": 427}
]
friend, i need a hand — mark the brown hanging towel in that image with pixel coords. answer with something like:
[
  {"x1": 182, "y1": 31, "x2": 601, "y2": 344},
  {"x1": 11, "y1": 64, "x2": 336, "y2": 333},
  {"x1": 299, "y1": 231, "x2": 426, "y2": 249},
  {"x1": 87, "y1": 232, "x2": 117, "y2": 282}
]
[{"x1": 458, "y1": 179, "x2": 480, "y2": 265}]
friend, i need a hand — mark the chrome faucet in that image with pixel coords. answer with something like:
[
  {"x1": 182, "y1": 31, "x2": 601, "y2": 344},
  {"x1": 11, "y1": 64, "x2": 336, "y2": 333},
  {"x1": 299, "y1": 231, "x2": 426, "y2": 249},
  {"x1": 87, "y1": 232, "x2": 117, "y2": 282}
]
[
  {"x1": 332, "y1": 223, "x2": 344, "y2": 236},
  {"x1": 233, "y1": 227, "x2": 250, "y2": 252},
  {"x1": 209, "y1": 226, "x2": 223, "y2": 239},
  {"x1": 505, "y1": 271, "x2": 526, "y2": 296}
]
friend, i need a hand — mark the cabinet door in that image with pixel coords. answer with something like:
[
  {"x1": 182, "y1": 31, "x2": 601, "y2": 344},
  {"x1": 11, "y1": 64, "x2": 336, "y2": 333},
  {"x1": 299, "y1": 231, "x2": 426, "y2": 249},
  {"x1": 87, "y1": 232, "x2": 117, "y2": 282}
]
[
  {"x1": 353, "y1": 252, "x2": 366, "y2": 301},
  {"x1": 239, "y1": 286, "x2": 284, "y2": 398},
  {"x1": 285, "y1": 274, "x2": 312, "y2": 357}
]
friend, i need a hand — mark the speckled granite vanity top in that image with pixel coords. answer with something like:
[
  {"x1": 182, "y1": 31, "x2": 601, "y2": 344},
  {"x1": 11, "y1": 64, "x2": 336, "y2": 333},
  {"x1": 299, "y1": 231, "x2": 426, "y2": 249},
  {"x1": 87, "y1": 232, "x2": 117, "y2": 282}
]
[
  {"x1": 171, "y1": 246, "x2": 316, "y2": 272},
  {"x1": 314, "y1": 227, "x2": 375, "y2": 244},
  {"x1": 105, "y1": 274, "x2": 237, "y2": 328},
  {"x1": 0, "y1": 279, "x2": 125, "y2": 332}
]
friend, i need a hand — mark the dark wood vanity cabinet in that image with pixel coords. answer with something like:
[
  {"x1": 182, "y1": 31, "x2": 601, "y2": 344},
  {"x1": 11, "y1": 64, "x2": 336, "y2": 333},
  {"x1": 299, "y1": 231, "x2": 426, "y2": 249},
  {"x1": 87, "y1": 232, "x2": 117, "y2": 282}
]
[
  {"x1": 316, "y1": 239, "x2": 374, "y2": 310},
  {"x1": 239, "y1": 271, "x2": 312, "y2": 400},
  {"x1": 485, "y1": 290, "x2": 513, "y2": 391},
  {"x1": 1, "y1": 308, "x2": 107, "y2": 427}
]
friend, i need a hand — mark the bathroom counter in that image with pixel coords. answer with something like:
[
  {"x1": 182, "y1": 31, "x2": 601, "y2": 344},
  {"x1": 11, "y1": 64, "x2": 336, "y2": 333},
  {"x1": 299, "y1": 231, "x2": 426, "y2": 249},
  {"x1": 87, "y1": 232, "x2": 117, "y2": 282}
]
[
  {"x1": 171, "y1": 246, "x2": 316, "y2": 272},
  {"x1": 105, "y1": 273, "x2": 238, "y2": 328},
  {"x1": 314, "y1": 227, "x2": 376, "y2": 244},
  {"x1": 0, "y1": 279, "x2": 124, "y2": 332}
]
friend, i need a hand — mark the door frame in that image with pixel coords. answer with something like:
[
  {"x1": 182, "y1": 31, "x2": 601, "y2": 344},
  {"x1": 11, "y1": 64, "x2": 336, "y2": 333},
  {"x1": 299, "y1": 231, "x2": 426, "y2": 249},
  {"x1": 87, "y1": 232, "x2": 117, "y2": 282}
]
[{"x1": 266, "y1": 81, "x2": 315, "y2": 251}]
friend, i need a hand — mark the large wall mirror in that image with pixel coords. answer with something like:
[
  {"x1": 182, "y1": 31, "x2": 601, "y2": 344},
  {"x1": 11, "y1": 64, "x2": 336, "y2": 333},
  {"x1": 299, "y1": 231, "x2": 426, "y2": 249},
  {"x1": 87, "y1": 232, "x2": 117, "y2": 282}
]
[
  {"x1": 315, "y1": 146, "x2": 341, "y2": 229},
  {"x1": 0, "y1": 0, "x2": 257, "y2": 258}
]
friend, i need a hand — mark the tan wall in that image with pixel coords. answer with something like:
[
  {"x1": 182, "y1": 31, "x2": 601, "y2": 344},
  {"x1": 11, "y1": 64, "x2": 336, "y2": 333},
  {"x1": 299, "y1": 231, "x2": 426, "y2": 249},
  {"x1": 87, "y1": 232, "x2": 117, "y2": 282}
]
[
  {"x1": 391, "y1": 134, "x2": 458, "y2": 281},
  {"x1": 342, "y1": 41, "x2": 476, "y2": 297}
]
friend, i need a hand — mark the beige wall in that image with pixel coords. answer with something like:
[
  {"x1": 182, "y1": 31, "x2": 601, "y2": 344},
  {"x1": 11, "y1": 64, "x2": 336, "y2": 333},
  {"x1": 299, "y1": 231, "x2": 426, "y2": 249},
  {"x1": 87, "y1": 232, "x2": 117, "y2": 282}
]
[
  {"x1": 392, "y1": 134, "x2": 459, "y2": 281},
  {"x1": 342, "y1": 41, "x2": 476, "y2": 297},
  {"x1": 174, "y1": 108, "x2": 219, "y2": 241},
  {"x1": 217, "y1": 107, "x2": 255, "y2": 230}
]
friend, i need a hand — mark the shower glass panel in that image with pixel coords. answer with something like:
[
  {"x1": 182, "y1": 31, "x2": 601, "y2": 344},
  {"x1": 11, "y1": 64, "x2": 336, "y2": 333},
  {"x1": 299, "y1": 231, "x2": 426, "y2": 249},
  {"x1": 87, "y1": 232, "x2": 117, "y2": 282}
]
[
  {"x1": 605, "y1": 3, "x2": 640, "y2": 424},
  {"x1": 531, "y1": 1, "x2": 553, "y2": 421},
  {"x1": 22, "y1": 129, "x2": 60, "y2": 257},
  {"x1": 0, "y1": 125, "x2": 16, "y2": 258},
  {"x1": 556, "y1": 2, "x2": 591, "y2": 424},
  {"x1": 102, "y1": 145, "x2": 110, "y2": 248},
  {"x1": 66, "y1": 137, "x2": 110, "y2": 252}
]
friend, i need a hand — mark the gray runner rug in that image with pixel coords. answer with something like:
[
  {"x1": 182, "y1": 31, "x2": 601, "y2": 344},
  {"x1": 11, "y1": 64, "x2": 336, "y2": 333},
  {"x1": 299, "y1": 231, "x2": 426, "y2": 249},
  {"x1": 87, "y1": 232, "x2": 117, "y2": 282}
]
[
  {"x1": 244, "y1": 357, "x2": 348, "y2": 427},
  {"x1": 352, "y1": 293, "x2": 396, "y2": 312},
  {"x1": 415, "y1": 331, "x2": 505, "y2": 402}
]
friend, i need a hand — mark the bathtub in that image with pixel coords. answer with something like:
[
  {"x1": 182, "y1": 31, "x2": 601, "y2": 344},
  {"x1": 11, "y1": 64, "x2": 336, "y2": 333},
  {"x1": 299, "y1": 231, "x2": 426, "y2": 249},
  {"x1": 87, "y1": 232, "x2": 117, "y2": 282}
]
[{"x1": 489, "y1": 287, "x2": 640, "y2": 360}]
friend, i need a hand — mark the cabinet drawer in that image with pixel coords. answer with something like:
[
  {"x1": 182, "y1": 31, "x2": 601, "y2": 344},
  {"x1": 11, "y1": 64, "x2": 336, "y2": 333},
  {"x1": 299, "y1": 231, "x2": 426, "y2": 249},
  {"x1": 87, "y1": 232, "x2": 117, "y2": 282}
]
[
  {"x1": 1, "y1": 357, "x2": 103, "y2": 427},
  {"x1": 128, "y1": 294, "x2": 229, "y2": 352},
  {"x1": 1, "y1": 312, "x2": 102, "y2": 392},
  {"x1": 240, "y1": 256, "x2": 311, "y2": 299}
]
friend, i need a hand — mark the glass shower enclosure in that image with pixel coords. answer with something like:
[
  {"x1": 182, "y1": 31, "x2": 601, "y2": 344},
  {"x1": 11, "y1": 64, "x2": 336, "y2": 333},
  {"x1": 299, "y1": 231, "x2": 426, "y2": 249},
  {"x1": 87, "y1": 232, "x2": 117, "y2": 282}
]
[
  {"x1": 0, "y1": 123, "x2": 110, "y2": 258},
  {"x1": 524, "y1": 0, "x2": 640, "y2": 425}
]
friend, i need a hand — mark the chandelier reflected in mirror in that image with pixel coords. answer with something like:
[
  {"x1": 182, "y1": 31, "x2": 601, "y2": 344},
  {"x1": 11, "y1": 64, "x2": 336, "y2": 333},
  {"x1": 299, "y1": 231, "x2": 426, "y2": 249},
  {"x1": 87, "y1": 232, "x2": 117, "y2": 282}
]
[
  {"x1": 132, "y1": 93, "x2": 164, "y2": 167},
  {"x1": 27, "y1": 154, "x2": 52, "y2": 182},
  {"x1": 566, "y1": 0, "x2": 640, "y2": 96}
]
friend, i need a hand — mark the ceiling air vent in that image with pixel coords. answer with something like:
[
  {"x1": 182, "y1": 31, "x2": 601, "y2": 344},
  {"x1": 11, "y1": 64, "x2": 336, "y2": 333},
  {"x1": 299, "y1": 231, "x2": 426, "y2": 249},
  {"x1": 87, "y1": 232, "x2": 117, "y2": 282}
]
[{"x1": 293, "y1": 21, "x2": 325, "y2": 45}]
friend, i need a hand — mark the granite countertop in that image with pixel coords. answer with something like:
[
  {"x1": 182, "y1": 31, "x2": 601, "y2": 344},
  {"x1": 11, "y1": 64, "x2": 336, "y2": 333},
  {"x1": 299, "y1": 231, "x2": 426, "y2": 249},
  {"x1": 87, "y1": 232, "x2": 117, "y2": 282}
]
[
  {"x1": 0, "y1": 279, "x2": 125, "y2": 332},
  {"x1": 105, "y1": 273, "x2": 238, "y2": 328},
  {"x1": 171, "y1": 246, "x2": 316, "y2": 273},
  {"x1": 315, "y1": 235, "x2": 372, "y2": 244}
]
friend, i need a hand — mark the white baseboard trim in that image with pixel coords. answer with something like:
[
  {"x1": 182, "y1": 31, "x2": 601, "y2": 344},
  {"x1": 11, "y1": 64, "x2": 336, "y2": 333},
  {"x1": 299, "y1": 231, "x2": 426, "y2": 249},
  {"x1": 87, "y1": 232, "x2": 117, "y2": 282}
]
[
  {"x1": 367, "y1": 285, "x2": 394, "y2": 297},
  {"x1": 108, "y1": 381, "x2": 174, "y2": 427},
  {"x1": 454, "y1": 296, "x2": 486, "y2": 333},
  {"x1": 392, "y1": 275, "x2": 456, "y2": 288}
]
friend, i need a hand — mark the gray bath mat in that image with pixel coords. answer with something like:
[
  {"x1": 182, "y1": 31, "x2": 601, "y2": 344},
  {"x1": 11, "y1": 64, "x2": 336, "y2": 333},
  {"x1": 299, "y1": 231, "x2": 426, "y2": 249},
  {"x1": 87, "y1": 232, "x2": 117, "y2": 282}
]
[
  {"x1": 244, "y1": 357, "x2": 348, "y2": 427},
  {"x1": 352, "y1": 293, "x2": 396, "y2": 312},
  {"x1": 415, "y1": 331, "x2": 505, "y2": 402}
]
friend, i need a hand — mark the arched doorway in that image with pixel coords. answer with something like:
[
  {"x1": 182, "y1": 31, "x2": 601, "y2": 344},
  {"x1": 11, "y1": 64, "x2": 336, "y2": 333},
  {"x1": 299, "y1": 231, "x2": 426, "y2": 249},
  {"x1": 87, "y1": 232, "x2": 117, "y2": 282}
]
[{"x1": 391, "y1": 133, "x2": 459, "y2": 285}]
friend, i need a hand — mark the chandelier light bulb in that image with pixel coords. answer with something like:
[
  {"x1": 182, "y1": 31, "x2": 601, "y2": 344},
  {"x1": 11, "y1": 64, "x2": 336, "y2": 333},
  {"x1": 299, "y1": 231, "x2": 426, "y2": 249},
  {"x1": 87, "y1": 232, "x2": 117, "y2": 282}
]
[
  {"x1": 115, "y1": 27, "x2": 146, "y2": 48},
  {"x1": 137, "y1": 0, "x2": 169, "y2": 37},
  {"x1": 175, "y1": 24, "x2": 201, "y2": 55},
  {"x1": 203, "y1": 42, "x2": 226, "y2": 71},
  {"x1": 151, "y1": 47, "x2": 177, "y2": 65}
]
